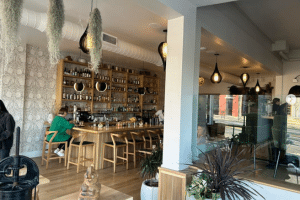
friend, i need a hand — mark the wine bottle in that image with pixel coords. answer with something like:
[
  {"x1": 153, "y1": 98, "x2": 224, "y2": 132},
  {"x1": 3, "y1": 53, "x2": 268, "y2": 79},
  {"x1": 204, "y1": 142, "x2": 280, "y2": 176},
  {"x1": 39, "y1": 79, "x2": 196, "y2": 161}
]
[{"x1": 62, "y1": 89, "x2": 66, "y2": 99}]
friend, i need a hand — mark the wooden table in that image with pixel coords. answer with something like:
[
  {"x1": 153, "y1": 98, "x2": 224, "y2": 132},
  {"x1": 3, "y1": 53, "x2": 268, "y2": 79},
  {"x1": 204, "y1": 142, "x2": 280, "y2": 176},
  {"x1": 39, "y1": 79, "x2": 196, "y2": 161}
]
[
  {"x1": 53, "y1": 184, "x2": 133, "y2": 200},
  {"x1": 72, "y1": 125, "x2": 163, "y2": 170}
]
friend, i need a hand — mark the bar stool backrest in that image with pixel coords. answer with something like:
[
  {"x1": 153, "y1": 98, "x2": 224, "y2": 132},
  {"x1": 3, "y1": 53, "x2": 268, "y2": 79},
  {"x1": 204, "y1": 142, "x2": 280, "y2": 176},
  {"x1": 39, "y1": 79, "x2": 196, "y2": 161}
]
[
  {"x1": 111, "y1": 132, "x2": 128, "y2": 145},
  {"x1": 130, "y1": 131, "x2": 145, "y2": 142},
  {"x1": 45, "y1": 131, "x2": 58, "y2": 143}
]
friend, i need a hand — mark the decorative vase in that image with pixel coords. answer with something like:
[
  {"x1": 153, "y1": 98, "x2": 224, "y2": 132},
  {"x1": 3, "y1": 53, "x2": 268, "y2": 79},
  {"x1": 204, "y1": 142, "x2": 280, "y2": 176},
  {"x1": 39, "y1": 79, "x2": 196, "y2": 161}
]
[{"x1": 141, "y1": 179, "x2": 158, "y2": 200}]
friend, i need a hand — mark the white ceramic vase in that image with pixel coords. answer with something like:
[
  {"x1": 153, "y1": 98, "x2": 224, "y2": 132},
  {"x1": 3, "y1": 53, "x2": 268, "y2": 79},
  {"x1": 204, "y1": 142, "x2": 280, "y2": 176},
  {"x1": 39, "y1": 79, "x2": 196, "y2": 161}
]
[{"x1": 140, "y1": 180, "x2": 158, "y2": 200}]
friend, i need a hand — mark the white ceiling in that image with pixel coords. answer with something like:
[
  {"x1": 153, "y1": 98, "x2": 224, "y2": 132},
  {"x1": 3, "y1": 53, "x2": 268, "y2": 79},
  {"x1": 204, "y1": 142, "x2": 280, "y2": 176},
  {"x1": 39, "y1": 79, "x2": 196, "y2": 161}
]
[
  {"x1": 236, "y1": 0, "x2": 300, "y2": 50},
  {"x1": 22, "y1": 0, "x2": 167, "y2": 53},
  {"x1": 200, "y1": 29, "x2": 273, "y2": 76},
  {"x1": 18, "y1": 0, "x2": 277, "y2": 77},
  {"x1": 188, "y1": 0, "x2": 237, "y2": 7}
]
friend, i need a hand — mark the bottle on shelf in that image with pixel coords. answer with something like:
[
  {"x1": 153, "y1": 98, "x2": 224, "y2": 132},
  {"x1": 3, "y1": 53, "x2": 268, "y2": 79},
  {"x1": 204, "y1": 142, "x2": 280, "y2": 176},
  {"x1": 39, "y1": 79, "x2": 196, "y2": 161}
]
[{"x1": 63, "y1": 89, "x2": 66, "y2": 99}]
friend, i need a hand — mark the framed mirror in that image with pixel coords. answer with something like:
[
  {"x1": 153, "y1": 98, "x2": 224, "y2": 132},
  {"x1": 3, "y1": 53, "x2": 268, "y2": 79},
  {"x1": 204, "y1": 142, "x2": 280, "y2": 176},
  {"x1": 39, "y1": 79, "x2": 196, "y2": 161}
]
[
  {"x1": 96, "y1": 82, "x2": 107, "y2": 92},
  {"x1": 74, "y1": 82, "x2": 85, "y2": 92}
]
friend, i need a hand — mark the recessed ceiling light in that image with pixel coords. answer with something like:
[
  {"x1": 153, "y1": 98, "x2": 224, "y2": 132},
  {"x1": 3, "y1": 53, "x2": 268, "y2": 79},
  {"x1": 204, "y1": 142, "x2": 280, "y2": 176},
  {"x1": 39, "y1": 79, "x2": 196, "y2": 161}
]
[
  {"x1": 148, "y1": 23, "x2": 162, "y2": 29},
  {"x1": 200, "y1": 47, "x2": 207, "y2": 51}
]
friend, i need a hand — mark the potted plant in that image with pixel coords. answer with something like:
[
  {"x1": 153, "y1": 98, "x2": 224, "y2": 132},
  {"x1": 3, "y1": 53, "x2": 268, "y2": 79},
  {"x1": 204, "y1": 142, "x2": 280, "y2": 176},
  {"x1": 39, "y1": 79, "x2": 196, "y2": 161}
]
[
  {"x1": 140, "y1": 145, "x2": 163, "y2": 200},
  {"x1": 186, "y1": 145, "x2": 265, "y2": 200}
]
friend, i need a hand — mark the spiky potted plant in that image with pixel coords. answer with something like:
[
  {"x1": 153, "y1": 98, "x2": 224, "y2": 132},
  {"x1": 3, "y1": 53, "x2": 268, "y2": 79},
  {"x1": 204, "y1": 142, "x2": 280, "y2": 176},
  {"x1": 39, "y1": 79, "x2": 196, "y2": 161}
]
[
  {"x1": 186, "y1": 145, "x2": 265, "y2": 200},
  {"x1": 140, "y1": 145, "x2": 162, "y2": 200}
]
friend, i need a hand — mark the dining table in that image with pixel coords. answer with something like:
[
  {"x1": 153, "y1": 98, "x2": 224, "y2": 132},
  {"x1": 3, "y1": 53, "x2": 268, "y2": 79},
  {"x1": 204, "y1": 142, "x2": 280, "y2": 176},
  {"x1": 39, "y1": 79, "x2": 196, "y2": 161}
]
[{"x1": 72, "y1": 124, "x2": 163, "y2": 170}]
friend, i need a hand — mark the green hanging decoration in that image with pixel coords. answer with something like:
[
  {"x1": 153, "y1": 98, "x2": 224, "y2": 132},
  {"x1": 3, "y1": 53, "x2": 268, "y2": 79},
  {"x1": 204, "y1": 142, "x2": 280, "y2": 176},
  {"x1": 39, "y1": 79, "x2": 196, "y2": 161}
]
[
  {"x1": 46, "y1": 0, "x2": 65, "y2": 65},
  {"x1": 0, "y1": 0, "x2": 24, "y2": 65},
  {"x1": 87, "y1": 8, "x2": 102, "y2": 72}
]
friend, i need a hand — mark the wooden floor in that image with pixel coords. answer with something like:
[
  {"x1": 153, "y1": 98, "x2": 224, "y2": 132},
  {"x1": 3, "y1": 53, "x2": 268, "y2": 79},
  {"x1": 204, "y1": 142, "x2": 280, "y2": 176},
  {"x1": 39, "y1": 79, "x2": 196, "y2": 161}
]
[{"x1": 33, "y1": 157, "x2": 143, "y2": 200}]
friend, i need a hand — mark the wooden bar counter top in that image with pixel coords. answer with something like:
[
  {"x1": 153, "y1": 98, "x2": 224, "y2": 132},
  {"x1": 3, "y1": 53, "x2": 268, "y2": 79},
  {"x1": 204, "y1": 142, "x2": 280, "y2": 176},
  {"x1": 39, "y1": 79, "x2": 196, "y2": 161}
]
[{"x1": 72, "y1": 125, "x2": 163, "y2": 170}]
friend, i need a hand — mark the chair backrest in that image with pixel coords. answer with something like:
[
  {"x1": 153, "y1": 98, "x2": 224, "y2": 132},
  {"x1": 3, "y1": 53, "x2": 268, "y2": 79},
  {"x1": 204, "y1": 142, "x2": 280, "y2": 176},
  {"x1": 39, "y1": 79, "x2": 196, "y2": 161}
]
[
  {"x1": 45, "y1": 131, "x2": 58, "y2": 143},
  {"x1": 130, "y1": 131, "x2": 145, "y2": 142},
  {"x1": 111, "y1": 132, "x2": 128, "y2": 145}
]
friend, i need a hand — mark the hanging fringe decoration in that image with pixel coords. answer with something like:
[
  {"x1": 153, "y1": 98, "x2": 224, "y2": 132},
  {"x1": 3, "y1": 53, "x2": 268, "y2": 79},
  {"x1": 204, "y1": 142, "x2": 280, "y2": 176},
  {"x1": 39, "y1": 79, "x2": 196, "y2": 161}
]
[
  {"x1": 88, "y1": 8, "x2": 102, "y2": 72},
  {"x1": 46, "y1": 0, "x2": 65, "y2": 65},
  {"x1": 0, "y1": 0, "x2": 24, "y2": 65}
]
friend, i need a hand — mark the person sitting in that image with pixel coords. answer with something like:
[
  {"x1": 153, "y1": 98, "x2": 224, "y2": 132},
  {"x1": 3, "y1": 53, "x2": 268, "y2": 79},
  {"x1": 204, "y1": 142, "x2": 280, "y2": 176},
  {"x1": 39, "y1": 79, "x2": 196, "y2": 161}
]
[{"x1": 47, "y1": 108, "x2": 74, "y2": 157}]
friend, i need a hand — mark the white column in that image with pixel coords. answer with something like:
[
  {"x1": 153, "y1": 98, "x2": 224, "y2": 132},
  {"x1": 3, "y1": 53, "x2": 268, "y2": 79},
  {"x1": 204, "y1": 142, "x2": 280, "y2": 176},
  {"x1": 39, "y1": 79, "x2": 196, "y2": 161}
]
[{"x1": 162, "y1": 9, "x2": 200, "y2": 171}]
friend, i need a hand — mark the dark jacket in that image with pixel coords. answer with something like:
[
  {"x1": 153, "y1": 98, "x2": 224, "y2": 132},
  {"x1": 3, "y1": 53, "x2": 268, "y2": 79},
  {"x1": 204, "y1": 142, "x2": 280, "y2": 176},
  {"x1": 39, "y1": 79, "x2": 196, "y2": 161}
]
[{"x1": 0, "y1": 112, "x2": 15, "y2": 149}]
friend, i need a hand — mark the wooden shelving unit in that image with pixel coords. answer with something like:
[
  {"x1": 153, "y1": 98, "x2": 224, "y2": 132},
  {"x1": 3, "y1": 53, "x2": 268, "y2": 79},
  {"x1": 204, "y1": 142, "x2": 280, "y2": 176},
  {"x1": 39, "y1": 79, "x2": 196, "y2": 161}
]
[{"x1": 55, "y1": 59, "x2": 160, "y2": 118}]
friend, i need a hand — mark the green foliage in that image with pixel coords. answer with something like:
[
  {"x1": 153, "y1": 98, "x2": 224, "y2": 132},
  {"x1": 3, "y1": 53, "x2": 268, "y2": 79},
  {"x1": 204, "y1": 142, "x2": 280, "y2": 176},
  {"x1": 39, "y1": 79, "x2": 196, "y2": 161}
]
[
  {"x1": 0, "y1": 0, "x2": 24, "y2": 65},
  {"x1": 140, "y1": 146, "x2": 163, "y2": 181},
  {"x1": 46, "y1": 0, "x2": 65, "y2": 65},
  {"x1": 188, "y1": 145, "x2": 265, "y2": 200},
  {"x1": 88, "y1": 8, "x2": 102, "y2": 72}
]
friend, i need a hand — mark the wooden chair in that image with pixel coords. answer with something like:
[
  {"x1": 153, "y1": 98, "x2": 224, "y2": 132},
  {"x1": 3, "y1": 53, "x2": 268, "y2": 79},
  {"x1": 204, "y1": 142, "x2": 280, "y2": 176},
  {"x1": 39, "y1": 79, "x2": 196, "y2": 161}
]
[
  {"x1": 144, "y1": 130, "x2": 157, "y2": 149},
  {"x1": 67, "y1": 133, "x2": 96, "y2": 173},
  {"x1": 125, "y1": 131, "x2": 146, "y2": 168},
  {"x1": 101, "y1": 132, "x2": 129, "y2": 173},
  {"x1": 147, "y1": 130, "x2": 162, "y2": 147},
  {"x1": 41, "y1": 130, "x2": 68, "y2": 169}
]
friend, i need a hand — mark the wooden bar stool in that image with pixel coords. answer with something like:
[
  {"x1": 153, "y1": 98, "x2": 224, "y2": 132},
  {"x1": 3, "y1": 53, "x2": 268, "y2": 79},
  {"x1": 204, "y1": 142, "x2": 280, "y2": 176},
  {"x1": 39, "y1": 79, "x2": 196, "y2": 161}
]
[
  {"x1": 147, "y1": 130, "x2": 161, "y2": 147},
  {"x1": 41, "y1": 130, "x2": 68, "y2": 169},
  {"x1": 67, "y1": 133, "x2": 96, "y2": 173},
  {"x1": 101, "y1": 132, "x2": 129, "y2": 173},
  {"x1": 125, "y1": 131, "x2": 146, "y2": 168},
  {"x1": 144, "y1": 130, "x2": 157, "y2": 149}
]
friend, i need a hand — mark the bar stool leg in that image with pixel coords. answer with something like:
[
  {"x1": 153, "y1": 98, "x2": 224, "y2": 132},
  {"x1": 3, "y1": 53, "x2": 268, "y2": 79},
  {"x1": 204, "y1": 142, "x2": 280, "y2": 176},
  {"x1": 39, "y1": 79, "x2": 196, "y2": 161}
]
[
  {"x1": 67, "y1": 144, "x2": 72, "y2": 170},
  {"x1": 122, "y1": 147, "x2": 125, "y2": 165},
  {"x1": 65, "y1": 144, "x2": 68, "y2": 167},
  {"x1": 83, "y1": 146, "x2": 86, "y2": 167},
  {"x1": 46, "y1": 144, "x2": 52, "y2": 170},
  {"x1": 77, "y1": 146, "x2": 82, "y2": 173},
  {"x1": 126, "y1": 144, "x2": 129, "y2": 170},
  {"x1": 92, "y1": 144, "x2": 96, "y2": 167},
  {"x1": 41, "y1": 142, "x2": 46, "y2": 166},
  {"x1": 101, "y1": 145, "x2": 105, "y2": 169},
  {"x1": 133, "y1": 143, "x2": 136, "y2": 168},
  {"x1": 113, "y1": 146, "x2": 117, "y2": 173}
]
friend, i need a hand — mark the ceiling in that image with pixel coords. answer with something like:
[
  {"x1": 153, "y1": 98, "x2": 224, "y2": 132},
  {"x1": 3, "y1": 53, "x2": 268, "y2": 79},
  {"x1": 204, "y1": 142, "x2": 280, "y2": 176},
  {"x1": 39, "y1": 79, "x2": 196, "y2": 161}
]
[
  {"x1": 18, "y1": 0, "x2": 278, "y2": 77},
  {"x1": 22, "y1": 0, "x2": 167, "y2": 53},
  {"x1": 236, "y1": 0, "x2": 300, "y2": 50},
  {"x1": 200, "y1": 29, "x2": 273, "y2": 76}
]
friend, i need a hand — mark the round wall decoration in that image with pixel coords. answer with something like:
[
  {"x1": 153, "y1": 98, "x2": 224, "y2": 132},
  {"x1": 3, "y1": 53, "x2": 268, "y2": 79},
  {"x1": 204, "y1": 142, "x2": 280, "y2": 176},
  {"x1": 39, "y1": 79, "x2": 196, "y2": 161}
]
[{"x1": 199, "y1": 77, "x2": 205, "y2": 86}]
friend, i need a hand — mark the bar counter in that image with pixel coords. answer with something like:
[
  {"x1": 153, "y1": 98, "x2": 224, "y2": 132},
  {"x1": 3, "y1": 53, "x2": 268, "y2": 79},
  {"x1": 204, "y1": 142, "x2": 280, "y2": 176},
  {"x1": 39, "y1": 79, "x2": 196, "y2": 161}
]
[{"x1": 72, "y1": 125, "x2": 163, "y2": 170}]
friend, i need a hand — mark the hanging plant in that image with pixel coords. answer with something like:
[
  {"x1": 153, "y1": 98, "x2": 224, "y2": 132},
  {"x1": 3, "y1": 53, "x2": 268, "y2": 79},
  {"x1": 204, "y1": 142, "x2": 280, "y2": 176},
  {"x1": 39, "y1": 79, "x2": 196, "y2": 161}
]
[
  {"x1": 0, "y1": 0, "x2": 24, "y2": 63},
  {"x1": 87, "y1": 8, "x2": 102, "y2": 72},
  {"x1": 46, "y1": 0, "x2": 65, "y2": 65}
]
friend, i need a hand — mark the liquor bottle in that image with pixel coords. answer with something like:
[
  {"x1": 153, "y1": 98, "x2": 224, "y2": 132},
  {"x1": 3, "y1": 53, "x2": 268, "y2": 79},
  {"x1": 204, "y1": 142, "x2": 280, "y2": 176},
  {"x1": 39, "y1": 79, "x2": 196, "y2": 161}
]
[
  {"x1": 63, "y1": 78, "x2": 66, "y2": 85},
  {"x1": 64, "y1": 67, "x2": 67, "y2": 75},
  {"x1": 74, "y1": 68, "x2": 78, "y2": 76},
  {"x1": 62, "y1": 89, "x2": 66, "y2": 99}
]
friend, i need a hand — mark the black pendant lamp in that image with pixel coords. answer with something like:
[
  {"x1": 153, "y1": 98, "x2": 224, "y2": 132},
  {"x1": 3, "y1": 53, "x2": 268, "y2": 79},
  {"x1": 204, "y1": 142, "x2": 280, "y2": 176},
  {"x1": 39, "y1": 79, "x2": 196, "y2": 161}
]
[
  {"x1": 158, "y1": 29, "x2": 167, "y2": 71},
  {"x1": 210, "y1": 54, "x2": 222, "y2": 83},
  {"x1": 79, "y1": 0, "x2": 94, "y2": 54},
  {"x1": 240, "y1": 73, "x2": 250, "y2": 87},
  {"x1": 79, "y1": 25, "x2": 90, "y2": 54},
  {"x1": 255, "y1": 79, "x2": 261, "y2": 93}
]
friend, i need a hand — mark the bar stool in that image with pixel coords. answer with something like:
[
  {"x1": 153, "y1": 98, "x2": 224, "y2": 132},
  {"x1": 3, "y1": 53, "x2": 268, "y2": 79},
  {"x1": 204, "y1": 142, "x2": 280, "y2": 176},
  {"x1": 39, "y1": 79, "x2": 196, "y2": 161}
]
[
  {"x1": 67, "y1": 133, "x2": 96, "y2": 173},
  {"x1": 147, "y1": 130, "x2": 161, "y2": 147},
  {"x1": 41, "y1": 130, "x2": 68, "y2": 169},
  {"x1": 144, "y1": 130, "x2": 157, "y2": 149},
  {"x1": 101, "y1": 132, "x2": 129, "y2": 173},
  {"x1": 126, "y1": 131, "x2": 146, "y2": 168}
]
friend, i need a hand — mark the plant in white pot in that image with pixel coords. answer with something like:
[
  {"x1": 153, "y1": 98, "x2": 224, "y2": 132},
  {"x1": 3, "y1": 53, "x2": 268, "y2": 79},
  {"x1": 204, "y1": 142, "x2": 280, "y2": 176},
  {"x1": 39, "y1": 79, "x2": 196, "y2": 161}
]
[
  {"x1": 140, "y1": 145, "x2": 162, "y2": 200},
  {"x1": 187, "y1": 145, "x2": 265, "y2": 200}
]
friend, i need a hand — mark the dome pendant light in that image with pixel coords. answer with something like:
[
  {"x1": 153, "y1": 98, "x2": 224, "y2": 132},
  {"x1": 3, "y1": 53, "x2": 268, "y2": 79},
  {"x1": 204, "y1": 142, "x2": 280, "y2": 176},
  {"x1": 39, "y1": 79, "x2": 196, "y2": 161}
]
[
  {"x1": 210, "y1": 54, "x2": 222, "y2": 83},
  {"x1": 240, "y1": 73, "x2": 250, "y2": 87},
  {"x1": 158, "y1": 29, "x2": 167, "y2": 71},
  {"x1": 79, "y1": 0, "x2": 94, "y2": 54},
  {"x1": 255, "y1": 79, "x2": 261, "y2": 93}
]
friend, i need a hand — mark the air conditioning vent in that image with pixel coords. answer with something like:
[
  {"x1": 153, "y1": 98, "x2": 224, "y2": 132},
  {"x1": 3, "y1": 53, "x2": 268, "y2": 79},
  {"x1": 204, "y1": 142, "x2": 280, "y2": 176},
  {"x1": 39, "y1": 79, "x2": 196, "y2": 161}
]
[{"x1": 103, "y1": 33, "x2": 117, "y2": 46}]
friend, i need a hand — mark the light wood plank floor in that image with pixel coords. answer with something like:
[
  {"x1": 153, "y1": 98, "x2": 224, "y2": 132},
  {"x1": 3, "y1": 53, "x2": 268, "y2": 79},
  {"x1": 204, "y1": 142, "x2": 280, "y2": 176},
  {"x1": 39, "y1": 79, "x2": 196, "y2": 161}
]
[{"x1": 33, "y1": 157, "x2": 143, "y2": 200}]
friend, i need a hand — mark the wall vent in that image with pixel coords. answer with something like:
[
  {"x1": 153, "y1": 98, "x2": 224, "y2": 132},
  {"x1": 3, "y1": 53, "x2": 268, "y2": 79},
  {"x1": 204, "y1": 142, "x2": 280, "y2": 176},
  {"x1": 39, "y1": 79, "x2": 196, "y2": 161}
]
[{"x1": 103, "y1": 33, "x2": 117, "y2": 46}]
